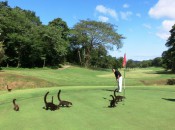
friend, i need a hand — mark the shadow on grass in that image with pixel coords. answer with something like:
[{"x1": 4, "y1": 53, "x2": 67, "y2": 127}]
[
  {"x1": 145, "y1": 70, "x2": 173, "y2": 75},
  {"x1": 90, "y1": 67, "x2": 110, "y2": 72},
  {"x1": 162, "y1": 98, "x2": 175, "y2": 102},
  {"x1": 101, "y1": 89, "x2": 114, "y2": 92}
]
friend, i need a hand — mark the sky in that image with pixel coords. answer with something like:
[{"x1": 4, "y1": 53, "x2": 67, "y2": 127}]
[{"x1": 1, "y1": 0, "x2": 175, "y2": 61}]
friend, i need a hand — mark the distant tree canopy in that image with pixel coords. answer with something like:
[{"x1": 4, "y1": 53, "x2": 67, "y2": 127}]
[
  {"x1": 0, "y1": 2, "x2": 125, "y2": 68},
  {"x1": 162, "y1": 24, "x2": 175, "y2": 73},
  {"x1": 0, "y1": 2, "x2": 69, "y2": 67},
  {"x1": 69, "y1": 20, "x2": 124, "y2": 67}
]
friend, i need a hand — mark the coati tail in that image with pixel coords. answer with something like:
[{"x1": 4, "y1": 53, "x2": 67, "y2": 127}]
[
  {"x1": 44, "y1": 92, "x2": 49, "y2": 104},
  {"x1": 51, "y1": 96, "x2": 53, "y2": 103},
  {"x1": 13, "y1": 99, "x2": 16, "y2": 105},
  {"x1": 114, "y1": 89, "x2": 118, "y2": 97},
  {"x1": 110, "y1": 95, "x2": 114, "y2": 100},
  {"x1": 57, "y1": 90, "x2": 61, "y2": 101}
]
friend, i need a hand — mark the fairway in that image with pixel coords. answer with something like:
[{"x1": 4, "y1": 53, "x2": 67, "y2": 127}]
[{"x1": 0, "y1": 86, "x2": 175, "y2": 130}]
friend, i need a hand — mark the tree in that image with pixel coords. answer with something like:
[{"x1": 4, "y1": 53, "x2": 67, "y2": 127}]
[
  {"x1": 48, "y1": 18, "x2": 69, "y2": 40},
  {"x1": 126, "y1": 59, "x2": 135, "y2": 69},
  {"x1": 162, "y1": 24, "x2": 175, "y2": 72},
  {"x1": 0, "y1": 3, "x2": 43, "y2": 67},
  {"x1": 47, "y1": 18, "x2": 69, "y2": 65},
  {"x1": 152, "y1": 57, "x2": 162, "y2": 67},
  {"x1": 72, "y1": 20, "x2": 124, "y2": 67},
  {"x1": 140, "y1": 60, "x2": 152, "y2": 68},
  {"x1": 115, "y1": 57, "x2": 123, "y2": 69},
  {"x1": 41, "y1": 25, "x2": 68, "y2": 66}
]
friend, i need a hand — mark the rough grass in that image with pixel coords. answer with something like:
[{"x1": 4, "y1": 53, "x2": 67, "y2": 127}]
[
  {"x1": 0, "y1": 86, "x2": 175, "y2": 130},
  {"x1": 0, "y1": 66, "x2": 174, "y2": 90},
  {"x1": 0, "y1": 73, "x2": 57, "y2": 90}
]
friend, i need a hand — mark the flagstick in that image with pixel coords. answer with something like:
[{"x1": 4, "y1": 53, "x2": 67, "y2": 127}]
[
  {"x1": 123, "y1": 67, "x2": 126, "y2": 97},
  {"x1": 122, "y1": 53, "x2": 126, "y2": 105},
  {"x1": 122, "y1": 67, "x2": 126, "y2": 105}
]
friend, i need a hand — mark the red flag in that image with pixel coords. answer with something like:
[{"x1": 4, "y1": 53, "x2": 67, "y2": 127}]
[{"x1": 122, "y1": 53, "x2": 126, "y2": 67}]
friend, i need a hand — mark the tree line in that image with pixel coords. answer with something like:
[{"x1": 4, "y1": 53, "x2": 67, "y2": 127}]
[
  {"x1": 0, "y1": 1, "x2": 174, "y2": 73},
  {"x1": 0, "y1": 1, "x2": 123, "y2": 69}
]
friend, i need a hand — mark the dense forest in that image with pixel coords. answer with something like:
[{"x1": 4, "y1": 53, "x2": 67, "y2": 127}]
[{"x1": 0, "y1": 1, "x2": 174, "y2": 72}]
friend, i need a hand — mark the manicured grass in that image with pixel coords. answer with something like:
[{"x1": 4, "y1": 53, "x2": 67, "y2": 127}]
[
  {"x1": 0, "y1": 66, "x2": 175, "y2": 129},
  {"x1": 0, "y1": 86, "x2": 175, "y2": 130}
]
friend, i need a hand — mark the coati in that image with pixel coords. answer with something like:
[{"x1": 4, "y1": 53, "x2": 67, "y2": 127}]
[
  {"x1": 13, "y1": 99, "x2": 19, "y2": 111},
  {"x1": 57, "y1": 90, "x2": 72, "y2": 107},
  {"x1": 115, "y1": 95, "x2": 125, "y2": 102},
  {"x1": 44, "y1": 91, "x2": 59, "y2": 111},
  {"x1": 7, "y1": 85, "x2": 12, "y2": 92},
  {"x1": 114, "y1": 89, "x2": 125, "y2": 102},
  {"x1": 108, "y1": 95, "x2": 116, "y2": 108}
]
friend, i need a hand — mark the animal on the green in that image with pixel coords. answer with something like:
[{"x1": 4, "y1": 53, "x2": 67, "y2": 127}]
[
  {"x1": 7, "y1": 85, "x2": 12, "y2": 92},
  {"x1": 114, "y1": 89, "x2": 125, "y2": 102},
  {"x1": 44, "y1": 91, "x2": 59, "y2": 111},
  {"x1": 13, "y1": 99, "x2": 19, "y2": 111},
  {"x1": 57, "y1": 90, "x2": 72, "y2": 107},
  {"x1": 108, "y1": 95, "x2": 116, "y2": 108}
]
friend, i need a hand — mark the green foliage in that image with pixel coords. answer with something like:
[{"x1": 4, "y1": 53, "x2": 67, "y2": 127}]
[
  {"x1": 0, "y1": 2, "x2": 126, "y2": 69},
  {"x1": 152, "y1": 57, "x2": 162, "y2": 67},
  {"x1": 0, "y1": 2, "x2": 69, "y2": 67},
  {"x1": 72, "y1": 19, "x2": 124, "y2": 67},
  {"x1": 49, "y1": 18, "x2": 69, "y2": 40},
  {"x1": 162, "y1": 24, "x2": 175, "y2": 73},
  {"x1": 0, "y1": 3, "x2": 43, "y2": 67}
]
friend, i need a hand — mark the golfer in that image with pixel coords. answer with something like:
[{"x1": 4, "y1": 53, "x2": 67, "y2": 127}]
[{"x1": 112, "y1": 68, "x2": 122, "y2": 92}]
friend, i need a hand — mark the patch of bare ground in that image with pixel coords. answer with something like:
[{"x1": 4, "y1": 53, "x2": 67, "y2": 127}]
[
  {"x1": 140, "y1": 79, "x2": 167, "y2": 86},
  {"x1": 0, "y1": 73, "x2": 57, "y2": 90},
  {"x1": 58, "y1": 65, "x2": 71, "y2": 70}
]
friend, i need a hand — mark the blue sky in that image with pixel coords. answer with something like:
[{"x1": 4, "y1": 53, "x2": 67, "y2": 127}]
[{"x1": 2, "y1": 0, "x2": 175, "y2": 61}]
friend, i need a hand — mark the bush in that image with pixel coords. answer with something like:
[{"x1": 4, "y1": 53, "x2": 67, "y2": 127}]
[{"x1": 167, "y1": 79, "x2": 175, "y2": 85}]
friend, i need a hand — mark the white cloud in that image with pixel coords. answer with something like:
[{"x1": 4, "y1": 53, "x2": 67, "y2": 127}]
[
  {"x1": 96, "y1": 5, "x2": 107, "y2": 14},
  {"x1": 96, "y1": 5, "x2": 118, "y2": 20},
  {"x1": 149, "y1": 0, "x2": 175, "y2": 19},
  {"x1": 123, "y1": 4, "x2": 129, "y2": 8},
  {"x1": 156, "y1": 32, "x2": 169, "y2": 40},
  {"x1": 120, "y1": 11, "x2": 132, "y2": 20},
  {"x1": 156, "y1": 20, "x2": 175, "y2": 40},
  {"x1": 149, "y1": 0, "x2": 175, "y2": 40},
  {"x1": 98, "y1": 16, "x2": 109, "y2": 22},
  {"x1": 143, "y1": 24, "x2": 152, "y2": 29},
  {"x1": 162, "y1": 20, "x2": 175, "y2": 31}
]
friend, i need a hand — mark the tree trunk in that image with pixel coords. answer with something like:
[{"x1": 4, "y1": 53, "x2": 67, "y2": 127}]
[
  {"x1": 17, "y1": 60, "x2": 20, "y2": 68},
  {"x1": 77, "y1": 49, "x2": 82, "y2": 66},
  {"x1": 84, "y1": 46, "x2": 91, "y2": 68},
  {"x1": 43, "y1": 59, "x2": 46, "y2": 68},
  {"x1": 172, "y1": 59, "x2": 175, "y2": 73}
]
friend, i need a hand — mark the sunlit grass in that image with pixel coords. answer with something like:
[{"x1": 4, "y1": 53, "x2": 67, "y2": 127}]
[
  {"x1": 0, "y1": 67, "x2": 175, "y2": 129},
  {"x1": 0, "y1": 86, "x2": 175, "y2": 130},
  {"x1": 0, "y1": 66, "x2": 174, "y2": 90}
]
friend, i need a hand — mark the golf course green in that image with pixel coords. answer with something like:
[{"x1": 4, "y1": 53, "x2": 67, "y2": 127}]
[{"x1": 0, "y1": 66, "x2": 175, "y2": 130}]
